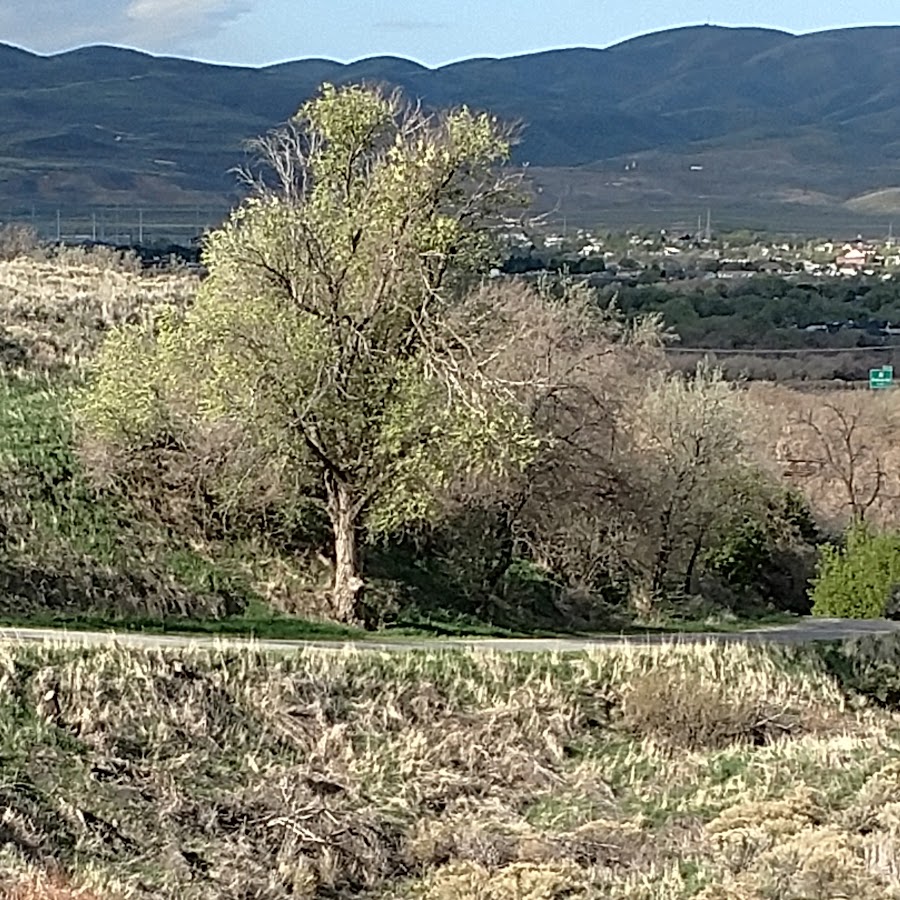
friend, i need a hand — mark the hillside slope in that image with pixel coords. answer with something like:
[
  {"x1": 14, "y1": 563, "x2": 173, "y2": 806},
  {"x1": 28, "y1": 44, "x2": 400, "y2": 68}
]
[{"x1": 1, "y1": 25, "x2": 899, "y2": 230}]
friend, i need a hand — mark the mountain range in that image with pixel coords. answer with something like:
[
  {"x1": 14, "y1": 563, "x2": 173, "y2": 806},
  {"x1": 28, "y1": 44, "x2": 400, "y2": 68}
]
[{"x1": 1, "y1": 25, "x2": 900, "y2": 234}]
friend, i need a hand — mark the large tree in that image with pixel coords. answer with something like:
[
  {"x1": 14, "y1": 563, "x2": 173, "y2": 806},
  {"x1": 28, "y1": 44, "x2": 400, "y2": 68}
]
[{"x1": 79, "y1": 83, "x2": 535, "y2": 624}]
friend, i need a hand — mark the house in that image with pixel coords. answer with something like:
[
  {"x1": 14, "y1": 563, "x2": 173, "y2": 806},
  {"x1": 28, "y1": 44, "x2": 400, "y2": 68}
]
[{"x1": 835, "y1": 246, "x2": 869, "y2": 271}]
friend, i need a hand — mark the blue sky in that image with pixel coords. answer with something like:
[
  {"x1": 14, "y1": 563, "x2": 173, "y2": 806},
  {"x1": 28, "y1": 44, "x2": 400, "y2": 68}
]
[{"x1": 2, "y1": 0, "x2": 898, "y2": 66}]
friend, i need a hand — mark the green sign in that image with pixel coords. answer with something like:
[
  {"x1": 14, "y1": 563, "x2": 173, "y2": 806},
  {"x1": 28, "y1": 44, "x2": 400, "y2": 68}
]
[{"x1": 870, "y1": 365, "x2": 894, "y2": 389}]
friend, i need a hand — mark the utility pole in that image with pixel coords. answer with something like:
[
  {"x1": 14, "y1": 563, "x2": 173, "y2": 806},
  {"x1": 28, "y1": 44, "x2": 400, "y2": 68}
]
[{"x1": 56, "y1": 209, "x2": 61, "y2": 243}]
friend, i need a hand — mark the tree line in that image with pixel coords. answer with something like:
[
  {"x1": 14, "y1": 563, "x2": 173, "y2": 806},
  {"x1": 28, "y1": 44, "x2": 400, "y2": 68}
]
[{"x1": 612, "y1": 277, "x2": 900, "y2": 349}]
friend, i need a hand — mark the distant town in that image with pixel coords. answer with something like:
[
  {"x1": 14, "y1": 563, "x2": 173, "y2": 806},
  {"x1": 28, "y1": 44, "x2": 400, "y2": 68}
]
[{"x1": 497, "y1": 219, "x2": 900, "y2": 282}]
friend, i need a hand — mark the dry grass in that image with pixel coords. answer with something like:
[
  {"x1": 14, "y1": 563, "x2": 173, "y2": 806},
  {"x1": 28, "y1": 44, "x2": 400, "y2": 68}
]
[
  {"x1": 0, "y1": 639, "x2": 897, "y2": 898},
  {"x1": 618, "y1": 667, "x2": 801, "y2": 749},
  {"x1": 0, "y1": 254, "x2": 197, "y2": 375},
  {"x1": 0, "y1": 873, "x2": 110, "y2": 900}
]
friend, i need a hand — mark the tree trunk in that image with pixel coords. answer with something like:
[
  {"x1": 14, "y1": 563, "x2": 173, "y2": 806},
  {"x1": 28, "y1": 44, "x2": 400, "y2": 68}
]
[
  {"x1": 483, "y1": 495, "x2": 526, "y2": 596},
  {"x1": 651, "y1": 503, "x2": 676, "y2": 597},
  {"x1": 326, "y1": 476, "x2": 364, "y2": 625},
  {"x1": 682, "y1": 530, "x2": 705, "y2": 596},
  {"x1": 650, "y1": 543, "x2": 672, "y2": 598}
]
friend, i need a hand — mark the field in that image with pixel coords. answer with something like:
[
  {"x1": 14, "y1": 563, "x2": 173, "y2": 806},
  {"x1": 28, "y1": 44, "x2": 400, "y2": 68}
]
[
  {"x1": 526, "y1": 165, "x2": 900, "y2": 235},
  {"x1": 0, "y1": 638, "x2": 899, "y2": 898}
]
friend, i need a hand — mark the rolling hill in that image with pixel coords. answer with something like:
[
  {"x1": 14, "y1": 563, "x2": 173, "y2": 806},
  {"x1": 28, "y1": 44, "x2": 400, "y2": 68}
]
[{"x1": 2, "y1": 24, "x2": 900, "y2": 235}]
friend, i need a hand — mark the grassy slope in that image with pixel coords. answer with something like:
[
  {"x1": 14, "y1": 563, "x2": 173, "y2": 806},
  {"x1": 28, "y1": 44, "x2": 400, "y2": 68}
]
[
  {"x1": 1, "y1": 638, "x2": 900, "y2": 898},
  {"x1": 0, "y1": 366, "x2": 576, "y2": 640},
  {"x1": 0, "y1": 253, "x2": 603, "y2": 639},
  {"x1": 0, "y1": 255, "x2": 294, "y2": 630}
]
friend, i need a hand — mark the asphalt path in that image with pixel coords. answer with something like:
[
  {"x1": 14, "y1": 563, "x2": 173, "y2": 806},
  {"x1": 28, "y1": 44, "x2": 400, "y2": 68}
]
[{"x1": 0, "y1": 616, "x2": 898, "y2": 654}]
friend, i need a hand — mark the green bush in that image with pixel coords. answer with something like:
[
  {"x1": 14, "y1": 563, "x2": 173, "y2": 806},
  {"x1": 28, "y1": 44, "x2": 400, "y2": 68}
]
[
  {"x1": 701, "y1": 486, "x2": 819, "y2": 614},
  {"x1": 810, "y1": 522, "x2": 900, "y2": 619},
  {"x1": 814, "y1": 634, "x2": 900, "y2": 707},
  {"x1": 704, "y1": 516, "x2": 769, "y2": 589}
]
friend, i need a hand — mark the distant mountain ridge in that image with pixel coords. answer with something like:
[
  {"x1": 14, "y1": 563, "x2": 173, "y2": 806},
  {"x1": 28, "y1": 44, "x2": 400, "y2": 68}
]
[{"x1": 1, "y1": 25, "x2": 900, "y2": 232}]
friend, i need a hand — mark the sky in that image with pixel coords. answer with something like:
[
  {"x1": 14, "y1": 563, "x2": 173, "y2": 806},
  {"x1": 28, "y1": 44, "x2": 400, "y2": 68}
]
[{"x1": 2, "y1": 0, "x2": 898, "y2": 67}]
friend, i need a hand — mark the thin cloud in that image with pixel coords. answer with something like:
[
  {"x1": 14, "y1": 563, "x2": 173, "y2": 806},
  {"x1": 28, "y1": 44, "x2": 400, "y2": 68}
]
[
  {"x1": 125, "y1": 0, "x2": 255, "y2": 48},
  {"x1": 0, "y1": 0, "x2": 255, "y2": 54}
]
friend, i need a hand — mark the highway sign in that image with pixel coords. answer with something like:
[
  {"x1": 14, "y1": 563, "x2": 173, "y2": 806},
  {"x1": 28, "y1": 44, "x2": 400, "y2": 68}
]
[{"x1": 870, "y1": 365, "x2": 894, "y2": 389}]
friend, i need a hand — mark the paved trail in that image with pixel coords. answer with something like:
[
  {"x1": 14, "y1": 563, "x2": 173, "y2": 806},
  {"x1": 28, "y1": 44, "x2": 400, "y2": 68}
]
[{"x1": 0, "y1": 617, "x2": 897, "y2": 654}]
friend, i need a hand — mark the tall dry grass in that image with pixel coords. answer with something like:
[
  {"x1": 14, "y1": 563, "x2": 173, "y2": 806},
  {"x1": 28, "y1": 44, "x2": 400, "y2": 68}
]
[
  {"x1": 0, "y1": 873, "x2": 110, "y2": 900},
  {"x1": 0, "y1": 639, "x2": 898, "y2": 898},
  {"x1": 0, "y1": 253, "x2": 198, "y2": 376}
]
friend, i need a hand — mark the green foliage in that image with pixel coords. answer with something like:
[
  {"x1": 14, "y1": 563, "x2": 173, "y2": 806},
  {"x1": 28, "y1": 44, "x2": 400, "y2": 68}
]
[
  {"x1": 0, "y1": 375, "x2": 125, "y2": 559},
  {"x1": 814, "y1": 634, "x2": 900, "y2": 707},
  {"x1": 705, "y1": 487, "x2": 818, "y2": 593},
  {"x1": 163, "y1": 548, "x2": 255, "y2": 603},
  {"x1": 78, "y1": 84, "x2": 533, "y2": 551},
  {"x1": 704, "y1": 516, "x2": 769, "y2": 588},
  {"x1": 811, "y1": 522, "x2": 900, "y2": 619},
  {"x1": 611, "y1": 277, "x2": 900, "y2": 375},
  {"x1": 76, "y1": 313, "x2": 170, "y2": 442}
]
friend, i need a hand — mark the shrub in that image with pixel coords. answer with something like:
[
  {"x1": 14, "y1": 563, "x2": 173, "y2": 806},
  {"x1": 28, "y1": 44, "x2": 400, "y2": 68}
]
[
  {"x1": 703, "y1": 487, "x2": 819, "y2": 614},
  {"x1": 814, "y1": 633, "x2": 900, "y2": 707},
  {"x1": 810, "y1": 522, "x2": 900, "y2": 619},
  {"x1": 704, "y1": 516, "x2": 769, "y2": 589},
  {"x1": 618, "y1": 669, "x2": 797, "y2": 750},
  {"x1": 0, "y1": 224, "x2": 41, "y2": 261},
  {"x1": 401, "y1": 861, "x2": 594, "y2": 900}
]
